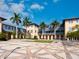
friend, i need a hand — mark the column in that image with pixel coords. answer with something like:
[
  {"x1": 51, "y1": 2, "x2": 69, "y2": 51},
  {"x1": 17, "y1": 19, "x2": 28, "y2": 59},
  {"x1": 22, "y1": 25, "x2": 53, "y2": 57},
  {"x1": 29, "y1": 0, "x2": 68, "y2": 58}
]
[
  {"x1": 23, "y1": 35, "x2": 24, "y2": 39},
  {"x1": 44, "y1": 35, "x2": 46, "y2": 39},
  {"x1": 51, "y1": 35, "x2": 53, "y2": 40},
  {"x1": 67, "y1": 38, "x2": 69, "y2": 41},
  {"x1": 41, "y1": 35, "x2": 43, "y2": 39},
  {"x1": 38, "y1": 35, "x2": 41, "y2": 40},
  {"x1": 16, "y1": 34, "x2": 18, "y2": 39},
  {"x1": 38, "y1": 35, "x2": 40, "y2": 40},
  {"x1": 0, "y1": 23, "x2": 2, "y2": 32},
  {"x1": 11, "y1": 34, "x2": 13, "y2": 39},
  {"x1": 48, "y1": 35, "x2": 50, "y2": 40}
]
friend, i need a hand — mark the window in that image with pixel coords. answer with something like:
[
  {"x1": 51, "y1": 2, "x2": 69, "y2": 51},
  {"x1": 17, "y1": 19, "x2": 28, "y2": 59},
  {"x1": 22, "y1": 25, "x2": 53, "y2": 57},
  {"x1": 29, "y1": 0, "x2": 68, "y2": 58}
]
[
  {"x1": 69, "y1": 20, "x2": 72, "y2": 24},
  {"x1": 7, "y1": 25, "x2": 10, "y2": 30},
  {"x1": 69, "y1": 27, "x2": 72, "y2": 31},
  {"x1": 5, "y1": 25, "x2": 7, "y2": 29},
  {"x1": 13, "y1": 27, "x2": 16, "y2": 30},
  {"x1": 76, "y1": 20, "x2": 79, "y2": 24},
  {"x1": 28, "y1": 30, "x2": 29, "y2": 33},
  {"x1": 6, "y1": 25, "x2": 9, "y2": 29},
  {"x1": 35, "y1": 30, "x2": 36, "y2": 33}
]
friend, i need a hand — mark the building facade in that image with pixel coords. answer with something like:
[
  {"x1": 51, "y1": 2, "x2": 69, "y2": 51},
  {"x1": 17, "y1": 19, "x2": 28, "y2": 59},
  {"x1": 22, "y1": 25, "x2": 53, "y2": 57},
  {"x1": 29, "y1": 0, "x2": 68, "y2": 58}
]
[
  {"x1": 38, "y1": 24, "x2": 64, "y2": 40},
  {"x1": 0, "y1": 17, "x2": 79, "y2": 40},
  {"x1": 0, "y1": 17, "x2": 26, "y2": 40},
  {"x1": 26, "y1": 23, "x2": 39, "y2": 39},
  {"x1": 64, "y1": 18, "x2": 79, "y2": 40}
]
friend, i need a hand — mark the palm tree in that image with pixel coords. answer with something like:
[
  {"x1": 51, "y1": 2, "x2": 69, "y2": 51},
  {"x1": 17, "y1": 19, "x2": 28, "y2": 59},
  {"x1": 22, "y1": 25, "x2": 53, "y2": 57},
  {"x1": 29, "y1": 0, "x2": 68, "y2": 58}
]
[
  {"x1": 39, "y1": 22, "x2": 46, "y2": 30},
  {"x1": 50, "y1": 20, "x2": 60, "y2": 39},
  {"x1": 10, "y1": 13, "x2": 21, "y2": 25},
  {"x1": 39, "y1": 22, "x2": 47, "y2": 34},
  {"x1": 23, "y1": 17, "x2": 32, "y2": 39},
  {"x1": 23, "y1": 17, "x2": 32, "y2": 26},
  {"x1": 10, "y1": 13, "x2": 21, "y2": 38},
  {"x1": 50, "y1": 20, "x2": 60, "y2": 29}
]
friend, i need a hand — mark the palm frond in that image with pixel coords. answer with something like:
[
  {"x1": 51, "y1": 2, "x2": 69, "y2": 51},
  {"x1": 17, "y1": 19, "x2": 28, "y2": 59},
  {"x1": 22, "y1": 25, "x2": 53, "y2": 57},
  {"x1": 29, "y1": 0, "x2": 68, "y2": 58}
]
[
  {"x1": 23, "y1": 17, "x2": 32, "y2": 26},
  {"x1": 10, "y1": 17, "x2": 14, "y2": 20},
  {"x1": 10, "y1": 12, "x2": 21, "y2": 25}
]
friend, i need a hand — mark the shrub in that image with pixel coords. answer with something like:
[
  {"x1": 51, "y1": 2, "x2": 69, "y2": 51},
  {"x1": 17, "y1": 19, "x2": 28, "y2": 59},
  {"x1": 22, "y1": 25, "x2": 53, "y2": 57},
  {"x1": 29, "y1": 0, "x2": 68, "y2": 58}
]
[
  {"x1": 67, "y1": 30, "x2": 79, "y2": 40},
  {"x1": 0, "y1": 32, "x2": 7, "y2": 41}
]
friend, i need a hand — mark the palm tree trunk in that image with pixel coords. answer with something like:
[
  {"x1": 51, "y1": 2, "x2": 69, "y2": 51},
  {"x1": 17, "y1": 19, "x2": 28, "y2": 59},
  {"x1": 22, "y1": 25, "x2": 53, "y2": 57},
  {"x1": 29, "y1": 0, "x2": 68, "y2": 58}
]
[{"x1": 16, "y1": 26, "x2": 18, "y2": 39}]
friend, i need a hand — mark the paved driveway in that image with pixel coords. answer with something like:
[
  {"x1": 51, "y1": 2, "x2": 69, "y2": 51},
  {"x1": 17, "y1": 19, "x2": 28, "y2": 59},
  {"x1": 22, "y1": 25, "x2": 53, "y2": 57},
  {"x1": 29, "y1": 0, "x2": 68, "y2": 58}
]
[{"x1": 0, "y1": 39, "x2": 79, "y2": 59}]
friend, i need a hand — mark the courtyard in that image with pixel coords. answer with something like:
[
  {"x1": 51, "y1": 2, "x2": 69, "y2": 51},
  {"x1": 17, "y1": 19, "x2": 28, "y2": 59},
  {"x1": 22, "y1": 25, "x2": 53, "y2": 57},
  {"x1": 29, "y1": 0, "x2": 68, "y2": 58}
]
[{"x1": 0, "y1": 39, "x2": 79, "y2": 59}]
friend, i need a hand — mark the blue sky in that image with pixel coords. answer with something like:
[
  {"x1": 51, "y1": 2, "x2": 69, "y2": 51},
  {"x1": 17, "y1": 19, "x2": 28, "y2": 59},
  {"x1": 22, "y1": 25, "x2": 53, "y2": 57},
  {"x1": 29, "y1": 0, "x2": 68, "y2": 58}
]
[{"x1": 0, "y1": 0, "x2": 79, "y2": 24}]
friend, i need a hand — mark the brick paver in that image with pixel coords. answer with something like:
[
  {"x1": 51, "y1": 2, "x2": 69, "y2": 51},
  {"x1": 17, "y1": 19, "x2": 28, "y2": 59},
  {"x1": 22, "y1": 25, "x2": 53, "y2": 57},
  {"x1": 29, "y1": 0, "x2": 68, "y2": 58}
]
[{"x1": 0, "y1": 40, "x2": 79, "y2": 59}]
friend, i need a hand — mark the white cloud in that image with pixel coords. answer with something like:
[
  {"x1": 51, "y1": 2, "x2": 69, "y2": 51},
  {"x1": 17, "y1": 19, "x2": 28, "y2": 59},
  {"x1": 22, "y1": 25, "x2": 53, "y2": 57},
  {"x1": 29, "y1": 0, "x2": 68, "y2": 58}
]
[
  {"x1": 0, "y1": 0, "x2": 12, "y2": 18},
  {"x1": 0, "y1": 4, "x2": 10, "y2": 12},
  {"x1": 0, "y1": 11, "x2": 12, "y2": 18},
  {"x1": 0, "y1": 0, "x2": 25, "y2": 19},
  {"x1": 10, "y1": 3, "x2": 25, "y2": 13},
  {"x1": 0, "y1": 0, "x2": 5, "y2": 3},
  {"x1": 53, "y1": 0, "x2": 60, "y2": 3},
  {"x1": 0, "y1": 0, "x2": 9, "y2": 12},
  {"x1": 30, "y1": 3, "x2": 44, "y2": 10},
  {"x1": 0, "y1": 0, "x2": 31, "y2": 19},
  {"x1": 20, "y1": 0, "x2": 30, "y2": 3},
  {"x1": 22, "y1": 12, "x2": 30, "y2": 17}
]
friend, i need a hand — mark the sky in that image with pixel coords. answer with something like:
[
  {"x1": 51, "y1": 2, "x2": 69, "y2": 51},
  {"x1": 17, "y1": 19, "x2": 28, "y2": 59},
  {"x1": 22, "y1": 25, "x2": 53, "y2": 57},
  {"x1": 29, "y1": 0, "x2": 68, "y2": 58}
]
[{"x1": 0, "y1": 0, "x2": 79, "y2": 25}]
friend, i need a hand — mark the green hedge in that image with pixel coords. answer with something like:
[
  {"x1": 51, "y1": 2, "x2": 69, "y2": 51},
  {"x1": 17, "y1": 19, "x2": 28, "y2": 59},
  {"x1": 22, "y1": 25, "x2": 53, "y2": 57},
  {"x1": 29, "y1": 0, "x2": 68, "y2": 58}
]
[
  {"x1": 0, "y1": 32, "x2": 7, "y2": 41},
  {"x1": 67, "y1": 30, "x2": 79, "y2": 39}
]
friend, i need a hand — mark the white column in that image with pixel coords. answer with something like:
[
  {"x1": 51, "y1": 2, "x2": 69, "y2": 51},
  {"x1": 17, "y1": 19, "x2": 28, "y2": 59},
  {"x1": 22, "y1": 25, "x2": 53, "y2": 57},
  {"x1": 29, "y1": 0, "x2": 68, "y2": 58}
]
[
  {"x1": 11, "y1": 35, "x2": 13, "y2": 39},
  {"x1": 0, "y1": 23, "x2": 2, "y2": 32},
  {"x1": 51, "y1": 35, "x2": 53, "y2": 40},
  {"x1": 72, "y1": 38, "x2": 73, "y2": 41},
  {"x1": 44, "y1": 35, "x2": 46, "y2": 39},
  {"x1": 41, "y1": 35, "x2": 43, "y2": 39},
  {"x1": 48, "y1": 35, "x2": 49, "y2": 40},
  {"x1": 38, "y1": 35, "x2": 41, "y2": 40},
  {"x1": 67, "y1": 38, "x2": 69, "y2": 41},
  {"x1": 16, "y1": 35, "x2": 18, "y2": 39},
  {"x1": 23, "y1": 35, "x2": 24, "y2": 39}
]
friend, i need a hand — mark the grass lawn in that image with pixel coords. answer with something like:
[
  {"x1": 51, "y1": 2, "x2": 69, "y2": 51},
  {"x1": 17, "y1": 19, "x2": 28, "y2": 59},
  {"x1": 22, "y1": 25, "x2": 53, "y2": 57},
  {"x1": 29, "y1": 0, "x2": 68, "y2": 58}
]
[{"x1": 33, "y1": 40, "x2": 53, "y2": 43}]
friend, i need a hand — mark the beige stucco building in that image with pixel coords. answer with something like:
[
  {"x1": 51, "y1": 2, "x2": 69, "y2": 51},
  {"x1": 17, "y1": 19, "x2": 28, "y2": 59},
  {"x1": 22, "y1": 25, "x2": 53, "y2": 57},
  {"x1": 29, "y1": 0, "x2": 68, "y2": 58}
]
[
  {"x1": 26, "y1": 23, "x2": 39, "y2": 39},
  {"x1": 64, "y1": 18, "x2": 79, "y2": 40},
  {"x1": 0, "y1": 17, "x2": 6, "y2": 33}
]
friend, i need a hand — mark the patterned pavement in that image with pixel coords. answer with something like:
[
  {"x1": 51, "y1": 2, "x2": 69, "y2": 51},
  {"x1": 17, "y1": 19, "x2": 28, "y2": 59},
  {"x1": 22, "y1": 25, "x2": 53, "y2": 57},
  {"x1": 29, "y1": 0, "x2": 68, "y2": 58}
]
[{"x1": 0, "y1": 40, "x2": 79, "y2": 59}]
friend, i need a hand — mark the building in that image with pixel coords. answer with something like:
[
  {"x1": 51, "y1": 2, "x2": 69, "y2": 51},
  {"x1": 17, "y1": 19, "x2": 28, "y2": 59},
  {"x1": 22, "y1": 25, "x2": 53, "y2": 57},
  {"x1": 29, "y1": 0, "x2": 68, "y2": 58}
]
[
  {"x1": 0, "y1": 17, "x2": 26, "y2": 40},
  {"x1": 26, "y1": 23, "x2": 39, "y2": 39},
  {"x1": 64, "y1": 18, "x2": 79, "y2": 40},
  {"x1": 38, "y1": 17, "x2": 79, "y2": 40},
  {"x1": 38, "y1": 24, "x2": 64, "y2": 40},
  {"x1": 1, "y1": 17, "x2": 79, "y2": 40}
]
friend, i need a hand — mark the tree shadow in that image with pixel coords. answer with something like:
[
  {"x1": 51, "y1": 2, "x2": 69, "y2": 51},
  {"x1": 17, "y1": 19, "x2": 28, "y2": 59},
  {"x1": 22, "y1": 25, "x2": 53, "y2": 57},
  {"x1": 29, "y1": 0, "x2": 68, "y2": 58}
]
[{"x1": 62, "y1": 41, "x2": 73, "y2": 59}]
